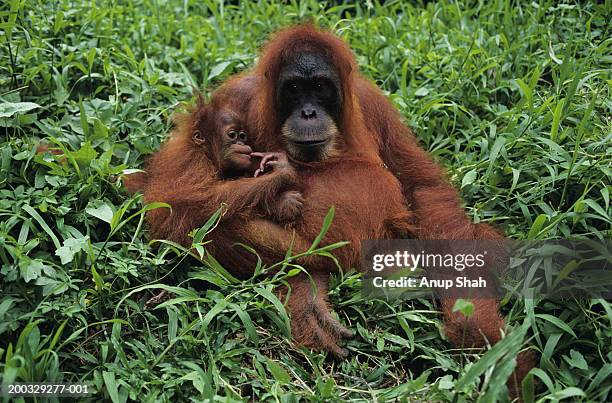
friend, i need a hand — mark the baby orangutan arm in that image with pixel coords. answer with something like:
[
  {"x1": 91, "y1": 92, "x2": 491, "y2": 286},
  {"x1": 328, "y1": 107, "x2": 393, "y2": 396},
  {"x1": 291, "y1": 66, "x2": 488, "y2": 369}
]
[
  {"x1": 210, "y1": 151, "x2": 299, "y2": 220},
  {"x1": 252, "y1": 151, "x2": 304, "y2": 223}
]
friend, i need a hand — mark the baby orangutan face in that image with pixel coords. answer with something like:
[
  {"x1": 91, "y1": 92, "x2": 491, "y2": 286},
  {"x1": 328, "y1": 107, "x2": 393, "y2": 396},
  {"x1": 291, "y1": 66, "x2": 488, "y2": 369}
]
[
  {"x1": 192, "y1": 108, "x2": 253, "y2": 178},
  {"x1": 218, "y1": 112, "x2": 252, "y2": 176}
]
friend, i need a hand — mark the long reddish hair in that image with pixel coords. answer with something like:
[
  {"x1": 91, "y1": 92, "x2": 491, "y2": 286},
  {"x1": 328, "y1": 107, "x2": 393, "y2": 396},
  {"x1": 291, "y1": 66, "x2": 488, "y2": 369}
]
[{"x1": 252, "y1": 23, "x2": 379, "y2": 161}]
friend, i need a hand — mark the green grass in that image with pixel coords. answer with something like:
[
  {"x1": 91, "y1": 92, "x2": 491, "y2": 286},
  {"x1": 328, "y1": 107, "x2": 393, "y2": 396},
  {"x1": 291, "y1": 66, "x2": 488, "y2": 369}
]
[{"x1": 1, "y1": 0, "x2": 611, "y2": 401}]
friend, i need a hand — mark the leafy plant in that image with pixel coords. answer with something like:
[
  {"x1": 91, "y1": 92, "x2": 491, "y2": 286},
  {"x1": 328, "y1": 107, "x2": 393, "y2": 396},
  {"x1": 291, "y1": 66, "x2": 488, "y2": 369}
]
[{"x1": 0, "y1": 0, "x2": 610, "y2": 401}]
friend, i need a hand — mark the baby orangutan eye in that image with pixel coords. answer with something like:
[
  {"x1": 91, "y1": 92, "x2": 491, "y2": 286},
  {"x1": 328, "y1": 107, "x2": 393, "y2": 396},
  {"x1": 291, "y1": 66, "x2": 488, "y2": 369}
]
[
  {"x1": 238, "y1": 131, "x2": 247, "y2": 142},
  {"x1": 227, "y1": 130, "x2": 238, "y2": 140}
]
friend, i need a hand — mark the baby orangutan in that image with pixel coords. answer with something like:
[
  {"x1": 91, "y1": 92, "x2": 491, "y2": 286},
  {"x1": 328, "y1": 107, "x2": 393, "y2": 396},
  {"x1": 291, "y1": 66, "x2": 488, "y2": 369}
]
[{"x1": 123, "y1": 97, "x2": 305, "y2": 248}]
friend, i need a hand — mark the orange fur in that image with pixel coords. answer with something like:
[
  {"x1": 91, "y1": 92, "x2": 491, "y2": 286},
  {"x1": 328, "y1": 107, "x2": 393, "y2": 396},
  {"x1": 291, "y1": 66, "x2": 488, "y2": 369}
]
[
  {"x1": 128, "y1": 23, "x2": 532, "y2": 392},
  {"x1": 212, "y1": 23, "x2": 533, "y2": 391}
]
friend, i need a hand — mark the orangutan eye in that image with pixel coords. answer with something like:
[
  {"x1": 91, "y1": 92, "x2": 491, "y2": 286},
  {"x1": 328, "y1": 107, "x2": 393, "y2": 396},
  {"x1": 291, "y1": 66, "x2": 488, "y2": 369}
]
[
  {"x1": 227, "y1": 130, "x2": 238, "y2": 140},
  {"x1": 286, "y1": 82, "x2": 299, "y2": 93},
  {"x1": 314, "y1": 80, "x2": 332, "y2": 98},
  {"x1": 238, "y1": 131, "x2": 247, "y2": 142}
]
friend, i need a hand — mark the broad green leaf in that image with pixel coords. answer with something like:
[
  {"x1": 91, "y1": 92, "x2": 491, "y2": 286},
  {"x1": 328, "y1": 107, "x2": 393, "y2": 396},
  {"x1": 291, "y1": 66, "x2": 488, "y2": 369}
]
[
  {"x1": 461, "y1": 169, "x2": 477, "y2": 188},
  {"x1": 564, "y1": 349, "x2": 588, "y2": 370},
  {"x1": 255, "y1": 287, "x2": 291, "y2": 338},
  {"x1": 55, "y1": 236, "x2": 89, "y2": 264},
  {"x1": 535, "y1": 314, "x2": 577, "y2": 337},
  {"x1": 0, "y1": 102, "x2": 41, "y2": 118},
  {"x1": 86, "y1": 201, "x2": 114, "y2": 224},
  {"x1": 22, "y1": 205, "x2": 61, "y2": 249},
  {"x1": 102, "y1": 371, "x2": 121, "y2": 403},
  {"x1": 456, "y1": 321, "x2": 528, "y2": 391},
  {"x1": 527, "y1": 214, "x2": 548, "y2": 239},
  {"x1": 452, "y1": 299, "x2": 474, "y2": 317},
  {"x1": 308, "y1": 206, "x2": 335, "y2": 251},
  {"x1": 19, "y1": 258, "x2": 45, "y2": 283},
  {"x1": 266, "y1": 359, "x2": 290, "y2": 384},
  {"x1": 208, "y1": 61, "x2": 234, "y2": 81},
  {"x1": 231, "y1": 303, "x2": 259, "y2": 345}
]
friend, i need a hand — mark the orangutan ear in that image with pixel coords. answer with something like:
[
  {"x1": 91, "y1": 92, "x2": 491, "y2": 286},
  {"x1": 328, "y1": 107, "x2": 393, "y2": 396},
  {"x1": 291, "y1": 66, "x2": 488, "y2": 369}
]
[{"x1": 192, "y1": 130, "x2": 206, "y2": 145}]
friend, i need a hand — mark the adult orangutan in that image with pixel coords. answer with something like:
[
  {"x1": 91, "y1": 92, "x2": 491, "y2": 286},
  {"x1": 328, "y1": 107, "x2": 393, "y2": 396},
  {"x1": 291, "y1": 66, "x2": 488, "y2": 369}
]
[
  {"x1": 209, "y1": 23, "x2": 533, "y2": 390},
  {"x1": 127, "y1": 22, "x2": 531, "y2": 394}
]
